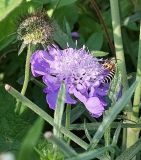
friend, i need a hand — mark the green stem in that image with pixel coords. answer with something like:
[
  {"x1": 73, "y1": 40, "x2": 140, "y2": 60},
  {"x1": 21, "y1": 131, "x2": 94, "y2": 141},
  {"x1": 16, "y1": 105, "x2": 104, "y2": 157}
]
[
  {"x1": 31, "y1": 78, "x2": 46, "y2": 89},
  {"x1": 64, "y1": 104, "x2": 71, "y2": 145},
  {"x1": 132, "y1": 22, "x2": 141, "y2": 122},
  {"x1": 5, "y1": 84, "x2": 88, "y2": 150},
  {"x1": 126, "y1": 22, "x2": 141, "y2": 150},
  {"x1": 16, "y1": 44, "x2": 32, "y2": 114},
  {"x1": 109, "y1": 0, "x2": 132, "y2": 112}
]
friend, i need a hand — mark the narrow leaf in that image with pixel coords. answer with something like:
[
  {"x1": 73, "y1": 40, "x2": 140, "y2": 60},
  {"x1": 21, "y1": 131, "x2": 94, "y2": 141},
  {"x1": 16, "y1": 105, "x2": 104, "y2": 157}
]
[
  {"x1": 63, "y1": 17, "x2": 72, "y2": 38},
  {"x1": 88, "y1": 80, "x2": 139, "y2": 150},
  {"x1": 18, "y1": 43, "x2": 26, "y2": 56},
  {"x1": 18, "y1": 117, "x2": 44, "y2": 160},
  {"x1": 84, "y1": 119, "x2": 92, "y2": 142},
  {"x1": 92, "y1": 51, "x2": 109, "y2": 57},
  {"x1": 121, "y1": 12, "x2": 141, "y2": 26},
  {"x1": 115, "y1": 137, "x2": 141, "y2": 160},
  {"x1": 5, "y1": 85, "x2": 88, "y2": 150},
  {"x1": 112, "y1": 123, "x2": 122, "y2": 145},
  {"x1": 69, "y1": 122, "x2": 141, "y2": 130},
  {"x1": 53, "y1": 82, "x2": 66, "y2": 139},
  {"x1": 44, "y1": 132, "x2": 77, "y2": 157},
  {"x1": 65, "y1": 145, "x2": 112, "y2": 160}
]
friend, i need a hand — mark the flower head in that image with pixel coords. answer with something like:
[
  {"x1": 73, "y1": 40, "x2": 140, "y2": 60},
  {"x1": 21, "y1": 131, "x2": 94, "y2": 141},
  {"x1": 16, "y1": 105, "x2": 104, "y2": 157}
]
[
  {"x1": 30, "y1": 44, "x2": 110, "y2": 118},
  {"x1": 14, "y1": 10, "x2": 55, "y2": 45}
]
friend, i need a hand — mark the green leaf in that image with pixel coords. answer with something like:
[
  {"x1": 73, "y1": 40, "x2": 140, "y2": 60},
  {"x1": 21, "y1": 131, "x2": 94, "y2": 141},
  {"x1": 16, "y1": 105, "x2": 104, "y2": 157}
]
[
  {"x1": 0, "y1": 86, "x2": 36, "y2": 157},
  {"x1": 18, "y1": 117, "x2": 44, "y2": 160},
  {"x1": 57, "y1": 0, "x2": 77, "y2": 8},
  {"x1": 18, "y1": 43, "x2": 26, "y2": 56},
  {"x1": 115, "y1": 137, "x2": 141, "y2": 160},
  {"x1": 88, "y1": 79, "x2": 139, "y2": 150},
  {"x1": 84, "y1": 119, "x2": 92, "y2": 142},
  {"x1": 16, "y1": 72, "x2": 33, "y2": 85},
  {"x1": 86, "y1": 33, "x2": 103, "y2": 51},
  {"x1": 0, "y1": 0, "x2": 22, "y2": 21},
  {"x1": 33, "y1": 85, "x2": 47, "y2": 110},
  {"x1": 63, "y1": 17, "x2": 72, "y2": 38},
  {"x1": 112, "y1": 123, "x2": 122, "y2": 146},
  {"x1": 121, "y1": 12, "x2": 141, "y2": 26},
  {"x1": 30, "y1": 0, "x2": 51, "y2": 4},
  {"x1": 91, "y1": 50, "x2": 109, "y2": 57},
  {"x1": 54, "y1": 27, "x2": 75, "y2": 49},
  {"x1": 0, "y1": 34, "x2": 16, "y2": 51},
  {"x1": 44, "y1": 132, "x2": 77, "y2": 157},
  {"x1": 69, "y1": 122, "x2": 141, "y2": 130},
  {"x1": 0, "y1": 1, "x2": 43, "y2": 50},
  {"x1": 53, "y1": 3, "x2": 78, "y2": 30},
  {"x1": 78, "y1": 15, "x2": 101, "y2": 39},
  {"x1": 65, "y1": 145, "x2": 112, "y2": 160},
  {"x1": 36, "y1": 137, "x2": 65, "y2": 160},
  {"x1": 53, "y1": 82, "x2": 66, "y2": 139}
]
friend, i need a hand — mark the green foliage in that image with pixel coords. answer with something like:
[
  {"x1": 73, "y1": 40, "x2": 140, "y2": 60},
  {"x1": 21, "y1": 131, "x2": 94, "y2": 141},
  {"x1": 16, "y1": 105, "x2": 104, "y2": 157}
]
[
  {"x1": 86, "y1": 32, "x2": 103, "y2": 51},
  {"x1": 0, "y1": 86, "x2": 30, "y2": 153},
  {"x1": 0, "y1": 0, "x2": 22, "y2": 21},
  {"x1": 17, "y1": 118, "x2": 44, "y2": 160},
  {"x1": 1, "y1": 0, "x2": 141, "y2": 159}
]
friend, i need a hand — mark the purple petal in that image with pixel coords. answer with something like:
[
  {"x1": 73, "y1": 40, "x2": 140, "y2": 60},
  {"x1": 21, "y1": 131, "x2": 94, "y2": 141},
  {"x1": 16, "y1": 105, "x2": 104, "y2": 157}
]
[
  {"x1": 46, "y1": 91, "x2": 77, "y2": 110},
  {"x1": 46, "y1": 92, "x2": 58, "y2": 110},
  {"x1": 73, "y1": 88, "x2": 87, "y2": 103},
  {"x1": 66, "y1": 93, "x2": 77, "y2": 104},
  {"x1": 30, "y1": 50, "x2": 53, "y2": 76},
  {"x1": 43, "y1": 74, "x2": 61, "y2": 92},
  {"x1": 84, "y1": 97, "x2": 104, "y2": 118}
]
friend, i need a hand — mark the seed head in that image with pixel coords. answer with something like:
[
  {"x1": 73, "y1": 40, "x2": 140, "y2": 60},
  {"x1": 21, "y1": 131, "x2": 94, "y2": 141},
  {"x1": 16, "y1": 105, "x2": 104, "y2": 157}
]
[{"x1": 14, "y1": 10, "x2": 55, "y2": 45}]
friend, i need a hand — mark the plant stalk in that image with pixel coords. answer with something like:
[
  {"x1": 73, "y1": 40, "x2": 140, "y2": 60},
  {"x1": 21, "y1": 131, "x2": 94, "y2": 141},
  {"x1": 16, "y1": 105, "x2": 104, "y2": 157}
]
[
  {"x1": 126, "y1": 22, "x2": 141, "y2": 151},
  {"x1": 109, "y1": 0, "x2": 132, "y2": 111},
  {"x1": 16, "y1": 44, "x2": 32, "y2": 115}
]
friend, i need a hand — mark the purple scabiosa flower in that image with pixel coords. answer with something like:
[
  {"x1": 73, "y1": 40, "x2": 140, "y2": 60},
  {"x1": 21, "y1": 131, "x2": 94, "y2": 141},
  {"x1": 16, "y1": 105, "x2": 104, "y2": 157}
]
[{"x1": 30, "y1": 44, "x2": 110, "y2": 118}]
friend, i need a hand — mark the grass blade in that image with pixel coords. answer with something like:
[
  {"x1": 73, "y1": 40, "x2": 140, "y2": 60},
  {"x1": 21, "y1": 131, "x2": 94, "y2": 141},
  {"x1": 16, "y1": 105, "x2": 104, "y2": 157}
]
[
  {"x1": 18, "y1": 117, "x2": 44, "y2": 160},
  {"x1": 44, "y1": 132, "x2": 77, "y2": 157},
  {"x1": 54, "y1": 82, "x2": 66, "y2": 139},
  {"x1": 115, "y1": 137, "x2": 141, "y2": 160},
  {"x1": 88, "y1": 80, "x2": 139, "y2": 150},
  {"x1": 65, "y1": 145, "x2": 112, "y2": 160}
]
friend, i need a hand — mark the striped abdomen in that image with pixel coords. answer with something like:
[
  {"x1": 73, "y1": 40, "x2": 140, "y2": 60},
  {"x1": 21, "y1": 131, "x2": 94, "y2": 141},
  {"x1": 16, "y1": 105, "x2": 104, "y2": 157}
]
[{"x1": 102, "y1": 69, "x2": 115, "y2": 83}]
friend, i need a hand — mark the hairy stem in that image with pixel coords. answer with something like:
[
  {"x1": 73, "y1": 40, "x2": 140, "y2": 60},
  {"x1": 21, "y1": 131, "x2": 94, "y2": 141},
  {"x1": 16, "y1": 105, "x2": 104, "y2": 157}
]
[{"x1": 16, "y1": 44, "x2": 32, "y2": 114}]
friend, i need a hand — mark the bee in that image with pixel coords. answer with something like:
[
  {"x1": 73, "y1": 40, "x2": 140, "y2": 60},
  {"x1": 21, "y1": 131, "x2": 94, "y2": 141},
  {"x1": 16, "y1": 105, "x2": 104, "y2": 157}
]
[{"x1": 102, "y1": 60, "x2": 116, "y2": 83}]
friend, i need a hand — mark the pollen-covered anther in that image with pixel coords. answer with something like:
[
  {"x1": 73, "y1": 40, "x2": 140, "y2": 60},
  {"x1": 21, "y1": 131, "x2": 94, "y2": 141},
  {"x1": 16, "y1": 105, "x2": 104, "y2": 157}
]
[{"x1": 16, "y1": 10, "x2": 54, "y2": 45}]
